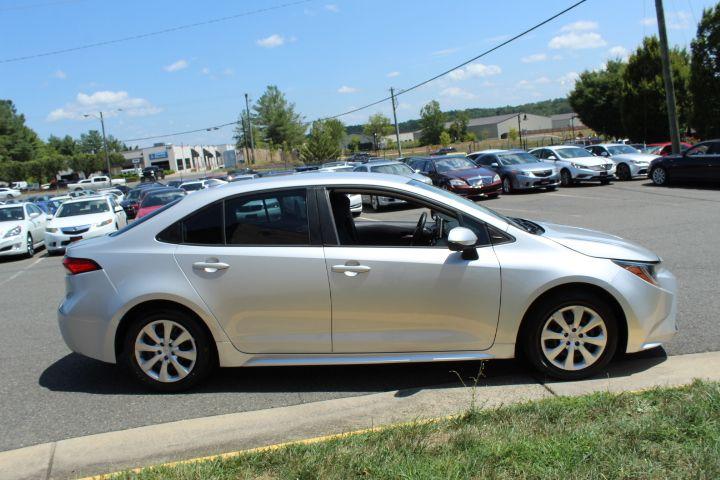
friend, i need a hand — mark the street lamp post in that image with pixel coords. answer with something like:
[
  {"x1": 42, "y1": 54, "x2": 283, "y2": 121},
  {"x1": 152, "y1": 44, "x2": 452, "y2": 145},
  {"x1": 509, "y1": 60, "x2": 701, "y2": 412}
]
[
  {"x1": 517, "y1": 113, "x2": 527, "y2": 150},
  {"x1": 84, "y1": 109, "x2": 121, "y2": 175}
]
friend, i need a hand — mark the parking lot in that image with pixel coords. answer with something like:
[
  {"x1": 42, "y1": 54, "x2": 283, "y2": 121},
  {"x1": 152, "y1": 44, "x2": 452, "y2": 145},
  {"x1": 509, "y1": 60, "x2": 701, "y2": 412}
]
[{"x1": 1, "y1": 179, "x2": 719, "y2": 452}]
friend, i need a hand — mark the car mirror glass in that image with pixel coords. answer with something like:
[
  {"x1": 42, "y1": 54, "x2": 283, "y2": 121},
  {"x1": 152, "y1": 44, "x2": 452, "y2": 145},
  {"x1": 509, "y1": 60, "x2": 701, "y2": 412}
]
[
  {"x1": 490, "y1": 162, "x2": 499, "y2": 168},
  {"x1": 547, "y1": 155, "x2": 557, "y2": 161}
]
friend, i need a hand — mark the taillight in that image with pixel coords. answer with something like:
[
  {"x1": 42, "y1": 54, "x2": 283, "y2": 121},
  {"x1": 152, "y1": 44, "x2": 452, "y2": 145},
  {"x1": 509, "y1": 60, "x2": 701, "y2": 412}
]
[{"x1": 62, "y1": 257, "x2": 102, "y2": 275}]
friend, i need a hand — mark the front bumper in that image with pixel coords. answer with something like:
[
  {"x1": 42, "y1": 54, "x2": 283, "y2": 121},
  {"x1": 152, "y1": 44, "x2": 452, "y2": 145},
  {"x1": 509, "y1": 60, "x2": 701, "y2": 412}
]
[
  {"x1": 512, "y1": 173, "x2": 560, "y2": 190},
  {"x1": 571, "y1": 166, "x2": 616, "y2": 182},
  {"x1": 0, "y1": 235, "x2": 25, "y2": 256},
  {"x1": 448, "y1": 180, "x2": 502, "y2": 197},
  {"x1": 45, "y1": 225, "x2": 114, "y2": 252},
  {"x1": 627, "y1": 162, "x2": 650, "y2": 177}
]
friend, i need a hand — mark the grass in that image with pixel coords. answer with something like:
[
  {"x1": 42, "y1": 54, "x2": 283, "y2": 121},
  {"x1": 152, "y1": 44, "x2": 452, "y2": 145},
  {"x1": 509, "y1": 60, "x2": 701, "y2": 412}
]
[{"x1": 112, "y1": 380, "x2": 720, "y2": 480}]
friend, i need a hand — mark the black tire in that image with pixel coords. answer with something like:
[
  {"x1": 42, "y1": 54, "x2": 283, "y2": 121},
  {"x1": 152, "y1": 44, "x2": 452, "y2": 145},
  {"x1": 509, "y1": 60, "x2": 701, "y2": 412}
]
[
  {"x1": 560, "y1": 169, "x2": 573, "y2": 187},
  {"x1": 370, "y1": 196, "x2": 381, "y2": 212},
  {"x1": 502, "y1": 176, "x2": 513, "y2": 194},
  {"x1": 122, "y1": 308, "x2": 215, "y2": 392},
  {"x1": 651, "y1": 167, "x2": 668, "y2": 186},
  {"x1": 600, "y1": 179, "x2": 610, "y2": 185},
  {"x1": 24, "y1": 234, "x2": 34, "y2": 258},
  {"x1": 546, "y1": 186, "x2": 557, "y2": 191},
  {"x1": 522, "y1": 289, "x2": 619, "y2": 381},
  {"x1": 617, "y1": 163, "x2": 631, "y2": 181}
]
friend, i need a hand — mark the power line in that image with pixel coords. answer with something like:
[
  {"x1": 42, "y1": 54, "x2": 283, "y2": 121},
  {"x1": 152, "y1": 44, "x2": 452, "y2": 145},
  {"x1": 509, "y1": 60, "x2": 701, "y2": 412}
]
[
  {"x1": 0, "y1": 0, "x2": 312, "y2": 64},
  {"x1": 119, "y1": 0, "x2": 589, "y2": 143}
]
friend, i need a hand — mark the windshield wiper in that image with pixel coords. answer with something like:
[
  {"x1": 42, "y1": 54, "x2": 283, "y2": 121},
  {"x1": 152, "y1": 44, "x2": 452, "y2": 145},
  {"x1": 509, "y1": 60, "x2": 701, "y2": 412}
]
[{"x1": 511, "y1": 217, "x2": 544, "y2": 235}]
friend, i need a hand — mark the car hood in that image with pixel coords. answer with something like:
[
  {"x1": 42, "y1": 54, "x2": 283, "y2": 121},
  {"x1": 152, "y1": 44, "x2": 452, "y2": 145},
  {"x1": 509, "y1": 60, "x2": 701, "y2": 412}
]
[
  {"x1": 612, "y1": 153, "x2": 657, "y2": 163},
  {"x1": 48, "y1": 212, "x2": 113, "y2": 229},
  {"x1": 537, "y1": 221, "x2": 660, "y2": 262},
  {"x1": 557, "y1": 156, "x2": 606, "y2": 167},
  {"x1": 444, "y1": 167, "x2": 496, "y2": 180},
  {"x1": 408, "y1": 172, "x2": 433, "y2": 184},
  {"x1": 508, "y1": 162, "x2": 555, "y2": 172}
]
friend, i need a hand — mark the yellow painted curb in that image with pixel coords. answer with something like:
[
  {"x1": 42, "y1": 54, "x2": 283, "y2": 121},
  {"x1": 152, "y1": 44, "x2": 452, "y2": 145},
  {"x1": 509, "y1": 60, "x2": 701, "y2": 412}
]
[{"x1": 77, "y1": 414, "x2": 459, "y2": 479}]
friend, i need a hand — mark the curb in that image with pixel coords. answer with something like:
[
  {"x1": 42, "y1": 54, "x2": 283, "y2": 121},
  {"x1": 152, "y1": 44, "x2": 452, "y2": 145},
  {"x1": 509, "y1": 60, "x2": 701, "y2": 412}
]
[{"x1": 1, "y1": 351, "x2": 719, "y2": 480}]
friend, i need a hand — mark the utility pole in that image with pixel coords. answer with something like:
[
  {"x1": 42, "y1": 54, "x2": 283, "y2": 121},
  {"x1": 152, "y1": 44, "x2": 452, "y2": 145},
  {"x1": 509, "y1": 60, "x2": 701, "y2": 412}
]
[
  {"x1": 655, "y1": 0, "x2": 681, "y2": 154},
  {"x1": 517, "y1": 113, "x2": 524, "y2": 150},
  {"x1": 244, "y1": 93, "x2": 256, "y2": 164},
  {"x1": 390, "y1": 87, "x2": 402, "y2": 158},
  {"x1": 99, "y1": 111, "x2": 111, "y2": 175}
]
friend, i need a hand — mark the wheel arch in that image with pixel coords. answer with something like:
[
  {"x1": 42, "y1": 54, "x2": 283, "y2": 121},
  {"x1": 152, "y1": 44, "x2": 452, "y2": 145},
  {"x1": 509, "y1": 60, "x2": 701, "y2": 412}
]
[{"x1": 514, "y1": 282, "x2": 628, "y2": 359}]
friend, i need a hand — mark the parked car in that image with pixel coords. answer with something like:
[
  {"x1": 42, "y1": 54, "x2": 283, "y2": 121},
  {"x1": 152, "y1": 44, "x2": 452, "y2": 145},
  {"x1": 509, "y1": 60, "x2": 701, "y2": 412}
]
[
  {"x1": 472, "y1": 150, "x2": 560, "y2": 193},
  {"x1": 121, "y1": 184, "x2": 165, "y2": 220},
  {"x1": 0, "y1": 202, "x2": 47, "y2": 258},
  {"x1": 584, "y1": 144, "x2": 658, "y2": 181},
  {"x1": 136, "y1": 188, "x2": 186, "y2": 219},
  {"x1": 57, "y1": 173, "x2": 678, "y2": 391},
  {"x1": 431, "y1": 146, "x2": 458, "y2": 155},
  {"x1": 67, "y1": 176, "x2": 126, "y2": 192},
  {"x1": 0, "y1": 187, "x2": 22, "y2": 200},
  {"x1": 352, "y1": 161, "x2": 432, "y2": 210},
  {"x1": 466, "y1": 149, "x2": 506, "y2": 161},
  {"x1": 406, "y1": 155, "x2": 501, "y2": 198},
  {"x1": 45, "y1": 196, "x2": 127, "y2": 255},
  {"x1": 648, "y1": 139, "x2": 720, "y2": 186},
  {"x1": 646, "y1": 142, "x2": 692, "y2": 156},
  {"x1": 98, "y1": 188, "x2": 126, "y2": 203},
  {"x1": 141, "y1": 166, "x2": 165, "y2": 183},
  {"x1": 179, "y1": 178, "x2": 227, "y2": 193},
  {"x1": 528, "y1": 146, "x2": 616, "y2": 187},
  {"x1": 10, "y1": 181, "x2": 29, "y2": 191}
]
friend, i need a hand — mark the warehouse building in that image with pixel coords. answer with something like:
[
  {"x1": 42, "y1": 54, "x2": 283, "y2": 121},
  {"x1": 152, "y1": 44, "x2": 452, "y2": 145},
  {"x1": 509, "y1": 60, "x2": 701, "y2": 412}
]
[
  {"x1": 121, "y1": 143, "x2": 240, "y2": 172},
  {"x1": 550, "y1": 112, "x2": 585, "y2": 130}
]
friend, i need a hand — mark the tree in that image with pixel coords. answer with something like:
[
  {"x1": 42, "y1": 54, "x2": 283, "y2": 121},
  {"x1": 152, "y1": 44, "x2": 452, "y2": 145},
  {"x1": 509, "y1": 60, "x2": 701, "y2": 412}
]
[
  {"x1": 439, "y1": 131, "x2": 451, "y2": 147},
  {"x1": 621, "y1": 37, "x2": 691, "y2": 142},
  {"x1": 69, "y1": 153, "x2": 103, "y2": 178},
  {"x1": 299, "y1": 120, "x2": 341, "y2": 163},
  {"x1": 47, "y1": 135, "x2": 77, "y2": 156},
  {"x1": 0, "y1": 161, "x2": 26, "y2": 183},
  {"x1": 508, "y1": 128, "x2": 519, "y2": 142},
  {"x1": 323, "y1": 118, "x2": 346, "y2": 148},
  {"x1": 0, "y1": 100, "x2": 42, "y2": 163},
  {"x1": 690, "y1": 3, "x2": 720, "y2": 138},
  {"x1": 348, "y1": 136, "x2": 361, "y2": 152},
  {"x1": 363, "y1": 113, "x2": 393, "y2": 149},
  {"x1": 568, "y1": 60, "x2": 626, "y2": 138},
  {"x1": 419, "y1": 100, "x2": 445, "y2": 145},
  {"x1": 447, "y1": 111, "x2": 469, "y2": 142},
  {"x1": 253, "y1": 85, "x2": 306, "y2": 147},
  {"x1": 464, "y1": 132, "x2": 477, "y2": 142},
  {"x1": 233, "y1": 111, "x2": 264, "y2": 154}
]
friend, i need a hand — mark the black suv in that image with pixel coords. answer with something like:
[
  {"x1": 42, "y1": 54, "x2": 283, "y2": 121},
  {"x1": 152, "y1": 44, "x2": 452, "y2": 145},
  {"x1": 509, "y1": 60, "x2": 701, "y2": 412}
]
[{"x1": 141, "y1": 166, "x2": 165, "y2": 183}]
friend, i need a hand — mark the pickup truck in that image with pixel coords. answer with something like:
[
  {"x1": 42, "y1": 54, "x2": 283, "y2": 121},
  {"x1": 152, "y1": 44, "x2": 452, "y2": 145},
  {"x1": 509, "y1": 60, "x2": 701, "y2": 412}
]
[{"x1": 67, "y1": 176, "x2": 126, "y2": 191}]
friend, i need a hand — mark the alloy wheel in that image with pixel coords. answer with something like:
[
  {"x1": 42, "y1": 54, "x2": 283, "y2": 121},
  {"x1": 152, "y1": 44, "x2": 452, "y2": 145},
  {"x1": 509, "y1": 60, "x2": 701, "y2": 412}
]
[
  {"x1": 134, "y1": 320, "x2": 197, "y2": 383},
  {"x1": 26, "y1": 235, "x2": 34, "y2": 257},
  {"x1": 371, "y1": 196, "x2": 380, "y2": 211},
  {"x1": 540, "y1": 306, "x2": 607, "y2": 371},
  {"x1": 618, "y1": 163, "x2": 631, "y2": 181},
  {"x1": 560, "y1": 170, "x2": 572, "y2": 187},
  {"x1": 652, "y1": 167, "x2": 666, "y2": 185},
  {"x1": 502, "y1": 177, "x2": 512, "y2": 194}
]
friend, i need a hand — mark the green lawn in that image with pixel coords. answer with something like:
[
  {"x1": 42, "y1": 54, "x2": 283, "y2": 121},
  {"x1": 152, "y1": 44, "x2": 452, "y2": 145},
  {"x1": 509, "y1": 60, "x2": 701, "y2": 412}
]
[{"x1": 114, "y1": 380, "x2": 720, "y2": 480}]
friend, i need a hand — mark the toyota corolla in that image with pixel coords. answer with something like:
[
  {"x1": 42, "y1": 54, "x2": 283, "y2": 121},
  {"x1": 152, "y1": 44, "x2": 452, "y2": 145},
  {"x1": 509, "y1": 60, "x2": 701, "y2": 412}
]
[{"x1": 58, "y1": 173, "x2": 677, "y2": 391}]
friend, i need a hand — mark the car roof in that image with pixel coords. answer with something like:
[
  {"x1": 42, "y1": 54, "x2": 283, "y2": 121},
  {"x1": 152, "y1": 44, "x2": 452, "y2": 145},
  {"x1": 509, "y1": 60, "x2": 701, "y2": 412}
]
[
  {"x1": 0, "y1": 202, "x2": 29, "y2": 208},
  {"x1": 365, "y1": 160, "x2": 404, "y2": 167},
  {"x1": 60, "y1": 195, "x2": 110, "y2": 205},
  {"x1": 469, "y1": 149, "x2": 505, "y2": 155},
  {"x1": 592, "y1": 143, "x2": 626, "y2": 147}
]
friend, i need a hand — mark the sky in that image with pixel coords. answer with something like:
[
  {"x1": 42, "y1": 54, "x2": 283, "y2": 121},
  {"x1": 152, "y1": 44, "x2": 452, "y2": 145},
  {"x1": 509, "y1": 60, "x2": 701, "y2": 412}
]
[{"x1": 0, "y1": 0, "x2": 716, "y2": 147}]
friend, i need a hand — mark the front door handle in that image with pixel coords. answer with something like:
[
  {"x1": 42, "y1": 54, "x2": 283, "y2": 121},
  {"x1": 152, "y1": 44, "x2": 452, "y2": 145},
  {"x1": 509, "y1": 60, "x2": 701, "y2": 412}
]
[
  {"x1": 193, "y1": 261, "x2": 230, "y2": 273},
  {"x1": 332, "y1": 264, "x2": 371, "y2": 276}
]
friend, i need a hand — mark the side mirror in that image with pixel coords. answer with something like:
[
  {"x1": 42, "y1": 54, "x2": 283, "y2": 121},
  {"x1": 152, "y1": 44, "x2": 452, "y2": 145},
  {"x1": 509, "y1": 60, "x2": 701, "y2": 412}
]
[
  {"x1": 600, "y1": 151, "x2": 609, "y2": 157},
  {"x1": 414, "y1": 169, "x2": 421, "y2": 174},
  {"x1": 490, "y1": 162, "x2": 499, "y2": 168},
  {"x1": 448, "y1": 227, "x2": 479, "y2": 260},
  {"x1": 30, "y1": 212, "x2": 40, "y2": 218},
  {"x1": 547, "y1": 155, "x2": 557, "y2": 161},
  {"x1": 46, "y1": 214, "x2": 54, "y2": 221},
  {"x1": 114, "y1": 206, "x2": 124, "y2": 213}
]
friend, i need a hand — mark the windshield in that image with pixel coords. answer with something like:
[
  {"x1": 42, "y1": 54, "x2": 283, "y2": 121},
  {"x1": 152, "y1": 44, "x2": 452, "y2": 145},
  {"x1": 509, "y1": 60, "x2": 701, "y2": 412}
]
[
  {"x1": 607, "y1": 145, "x2": 639, "y2": 155},
  {"x1": 434, "y1": 157, "x2": 475, "y2": 172},
  {"x1": 497, "y1": 152, "x2": 540, "y2": 165},
  {"x1": 556, "y1": 147, "x2": 595, "y2": 159},
  {"x1": 0, "y1": 207, "x2": 24, "y2": 222},
  {"x1": 370, "y1": 163, "x2": 414, "y2": 175},
  {"x1": 56, "y1": 199, "x2": 109, "y2": 218},
  {"x1": 181, "y1": 183, "x2": 203, "y2": 191},
  {"x1": 142, "y1": 191, "x2": 185, "y2": 207}
]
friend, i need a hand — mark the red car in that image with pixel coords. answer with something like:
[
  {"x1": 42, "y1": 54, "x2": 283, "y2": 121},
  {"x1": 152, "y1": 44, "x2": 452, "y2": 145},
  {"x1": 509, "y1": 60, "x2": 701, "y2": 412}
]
[
  {"x1": 647, "y1": 142, "x2": 692, "y2": 156},
  {"x1": 135, "y1": 188, "x2": 186, "y2": 219},
  {"x1": 407, "y1": 155, "x2": 502, "y2": 198}
]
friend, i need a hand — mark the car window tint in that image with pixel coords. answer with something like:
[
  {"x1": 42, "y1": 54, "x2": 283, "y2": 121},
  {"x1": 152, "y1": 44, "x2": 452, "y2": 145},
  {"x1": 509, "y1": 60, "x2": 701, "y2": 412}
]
[
  {"x1": 225, "y1": 189, "x2": 309, "y2": 245},
  {"x1": 183, "y1": 202, "x2": 223, "y2": 244}
]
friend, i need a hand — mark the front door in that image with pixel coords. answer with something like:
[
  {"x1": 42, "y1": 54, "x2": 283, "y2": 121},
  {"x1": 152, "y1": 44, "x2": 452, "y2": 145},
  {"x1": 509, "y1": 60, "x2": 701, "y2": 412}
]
[
  {"x1": 321, "y1": 188, "x2": 501, "y2": 353},
  {"x1": 173, "y1": 189, "x2": 332, "y2": 354},
  {"x1": 673, "y1": 143, "x2": 712, "y2": 181}
]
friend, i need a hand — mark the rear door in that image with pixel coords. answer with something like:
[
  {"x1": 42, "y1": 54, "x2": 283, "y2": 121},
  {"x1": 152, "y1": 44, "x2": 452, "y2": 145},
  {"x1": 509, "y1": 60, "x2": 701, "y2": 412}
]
[
  {"x1": 707, "y1": 141, "x2": 720, "y2": 181},
  {"x1": 172, "y1": 188, "x2": 332, "y2": 353}
]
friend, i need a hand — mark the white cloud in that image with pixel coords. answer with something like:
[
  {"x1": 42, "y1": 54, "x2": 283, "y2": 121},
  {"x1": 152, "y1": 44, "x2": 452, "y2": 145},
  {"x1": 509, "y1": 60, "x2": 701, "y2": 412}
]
[
  {"x1": 164, "y1": 59, "x2": 188, "y2": 72},
  {"x1": 521, "y1": 53, "x2": 547, "y2": 63},
  {"x1": 201, "y1": 67, "x2": 210, "y2": 75},
  {"x1": 324, "y1": 4, "x2": 339, "y2": 12},
  {"x1": 257, "y1": 34, "x2": 286, "y2": 48},
  {"x1": 338, "y1": 85, "x2": 358, "y2": 94},
  {"x1": 640, "y1": 17, "x2": 656, "y2": 26},
  {"x1": 557, "y1": 72, "x2": 580, "y2": 87},
  {"x1": 222, "y1": 68, "x2": 234, "y2": 76},
  {"x1": 46, "y1": 90, "x2": 161, "y2": 121},
  {"x1": 640, "y1": 11, "x2": 692, "y2": 30},
  {"x1": 431, "y1": 47, "x2": 458, "y2": 56},
  {"x1": 439, "y1": 87, "x2": 477, "y2": 99},
  {"x1": 386, "y1": 71, "x2": 400, "y2": 78},
  {"x1": 549, "y1": 31, "x2": 606, "y2": 49},
  {"x1": 608, "y1": 45, "x2": 629, "y2": 60},
  {"x1": 561, "y1": 20, "x2": 599, "y2": 32},
  {"x1": 447, "y1": 63, "x2": 501, "y2": 81},
  {"x1": 552, "y1": 54, "x2": 564, "y2": 60},
  {"x1": 516, "y1": 77, "x2": 551, "y2": 89},
  {"x1": 52, "y1": 70, "x2": 67, "y2": 79}
]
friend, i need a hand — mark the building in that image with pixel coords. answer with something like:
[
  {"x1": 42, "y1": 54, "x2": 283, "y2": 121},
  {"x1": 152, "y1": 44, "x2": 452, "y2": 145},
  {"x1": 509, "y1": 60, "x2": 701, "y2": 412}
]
[
  {"x1": 121, "y1": 143, "x2": 239, "y2": 172},
  {"x1": 382, "y1": 132, "x2": 416, "y2": 144},
  {"x1": 443, "y1": 113, "x2": 552, "y2": 140},
  {"x1": 550, "y1": 112, "x2": 585, "y2": 130}
]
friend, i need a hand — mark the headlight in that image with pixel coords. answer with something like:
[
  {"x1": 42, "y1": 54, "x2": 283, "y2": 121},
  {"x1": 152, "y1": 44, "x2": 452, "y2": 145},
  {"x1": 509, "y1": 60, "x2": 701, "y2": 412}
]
[
  {"x1": 46, "y1": 227, "x2": 58, "y2": 233},
  {"x1": 631, "y1": 160, "x2": 647, "y2": 165},
  {"x1": 95, "y1": 219, "x2": 112, "y2": 228},
  {"x1": 493, "y1": 174, "x2": 501, "y2": 182},
  {"x1": 448, "y1": 179, "x2": 467, "y2": 187},
  {"x1": 3, "y1": 226, "x2": 21, "y2": 238},
  {"x1": 570, "y1": 163, "x2": 583, "y2": 169},
  {"x1": 613, "y1": 260, "x2": 659, "y2": 286}
]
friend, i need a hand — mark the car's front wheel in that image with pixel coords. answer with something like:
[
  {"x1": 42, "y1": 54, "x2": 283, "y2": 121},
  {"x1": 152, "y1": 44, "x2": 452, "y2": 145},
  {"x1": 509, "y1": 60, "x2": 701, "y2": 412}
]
[
  {"x1": 560, "y1": 169, "x2": 573, "y2": 187},
  {"x1": 522, "y1": 290, "x2": 618, "y2": 380},
  {"x1": 651, "y1": 167, "x2": 668, "y2": 186},
  {"x1": 617, "y1": 163, "x2": 632, "y2": 181},
  {"x1": 502, "y1": 177, "x2": 513, "y2": 194},
  {"x1": 370, "y1": 196, "x2": 381, "y2": 211},
  {"x1": 122, "y1": 309, "x2": 215, "y2": 392},
  {"x1": 25, "y1": 234, "x2": 34, "y2": 258}
]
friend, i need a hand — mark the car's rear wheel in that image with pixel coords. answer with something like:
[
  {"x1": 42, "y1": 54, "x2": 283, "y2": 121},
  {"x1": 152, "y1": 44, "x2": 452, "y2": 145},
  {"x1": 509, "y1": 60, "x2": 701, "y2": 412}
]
[
  {"x1": 560, "y1": 169, "x2": 573, "y2": 187},
  {"x1": 122, "y1": 309, "x2": 215, "y2": 392},
  {"x1": 617, "y1": 163, "x2": 631, "y2": 181},
  {"x1": 522, "y1": 291, "x2": 618, "y2": 380},
  {"x1": 651, "y1": 167, "x2": 668, "y2": 186}
]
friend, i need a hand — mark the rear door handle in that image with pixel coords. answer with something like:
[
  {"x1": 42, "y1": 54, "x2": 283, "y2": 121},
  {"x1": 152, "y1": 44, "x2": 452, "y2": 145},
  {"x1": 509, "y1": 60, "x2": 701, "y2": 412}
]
[
  {"x1": 332, "y1": 264, "x2": 371, "y2": 275},
  {"x1": 193, "y1": 261, "x2": 230, "y2": 273}
]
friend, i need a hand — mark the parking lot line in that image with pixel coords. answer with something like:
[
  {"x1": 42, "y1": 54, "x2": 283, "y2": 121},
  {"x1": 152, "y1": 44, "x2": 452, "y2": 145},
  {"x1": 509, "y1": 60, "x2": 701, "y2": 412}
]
[{"x1": 0, "y1": 257, "x2": 44, "y2": 287}]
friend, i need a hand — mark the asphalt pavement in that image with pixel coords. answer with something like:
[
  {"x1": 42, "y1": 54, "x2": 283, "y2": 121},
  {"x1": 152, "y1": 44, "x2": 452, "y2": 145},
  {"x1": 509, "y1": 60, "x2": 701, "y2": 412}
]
[{"x1": 1, "y1": 179, "x2": 718, "y2": 452}]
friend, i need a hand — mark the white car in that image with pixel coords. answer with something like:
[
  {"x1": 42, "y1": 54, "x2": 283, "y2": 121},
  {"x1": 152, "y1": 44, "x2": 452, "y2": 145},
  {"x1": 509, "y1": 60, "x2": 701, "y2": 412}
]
[
  {"x1": 529, "y1": 146, "x2": 616, "y2": 187},
  {"x1": 0, "y1": 202, "x2": 47, "y2": 258},
  {"x1": 180, "y1": 179, "x2": 228, "y2": 194},
  {"x1": 98, "y1": 188, "x2": 126, "y2": 203},
  {"x1": 585, "y1": 144, "x2": 658, "y2": 181},
  {"x1": 45, "y1": 196, "x2": 127, "y2": 255},
  {"x1": 0, "y1": 187, "x2": 22, "y2": 201}
]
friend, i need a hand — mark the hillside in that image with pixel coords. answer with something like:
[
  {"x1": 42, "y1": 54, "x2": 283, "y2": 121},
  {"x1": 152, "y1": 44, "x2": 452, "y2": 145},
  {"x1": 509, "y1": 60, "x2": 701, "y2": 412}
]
[{"x1": 345, "y1": 98, "x2": 572, "y2": 134}]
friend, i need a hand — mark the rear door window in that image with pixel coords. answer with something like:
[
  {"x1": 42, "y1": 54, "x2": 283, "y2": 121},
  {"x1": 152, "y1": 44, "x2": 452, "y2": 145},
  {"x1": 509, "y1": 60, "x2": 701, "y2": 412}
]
[
  {"x1": 183, "y1": 203, "x2": 223, "y2": 245},
  {"x1": 225, "y1": 189, "x2": 309, "y2": 245}
]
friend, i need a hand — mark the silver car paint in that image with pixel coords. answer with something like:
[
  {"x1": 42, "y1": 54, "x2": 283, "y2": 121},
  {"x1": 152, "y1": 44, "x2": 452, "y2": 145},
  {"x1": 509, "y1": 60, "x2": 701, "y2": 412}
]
[
  {"x1": 589, "y1": 144, "x2": 658, "y2": 178},
  {"x1": 59, "y1": 173, "x2": 677, "y2": 367}
]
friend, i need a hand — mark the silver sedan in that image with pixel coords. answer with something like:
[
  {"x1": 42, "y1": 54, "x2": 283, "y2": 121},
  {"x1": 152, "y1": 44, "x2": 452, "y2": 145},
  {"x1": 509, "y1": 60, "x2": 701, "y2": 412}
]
[{"x1": 58, "y1": 173, "x2": 677, "y2": 391}]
